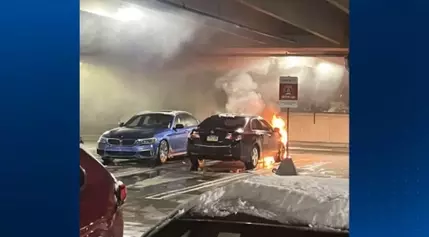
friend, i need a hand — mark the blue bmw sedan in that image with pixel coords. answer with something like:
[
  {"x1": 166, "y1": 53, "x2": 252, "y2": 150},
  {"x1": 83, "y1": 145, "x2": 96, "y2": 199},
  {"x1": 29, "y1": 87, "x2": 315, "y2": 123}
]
[{"x1": 96, "y1": 110, "x2": 199, "y2": 165}]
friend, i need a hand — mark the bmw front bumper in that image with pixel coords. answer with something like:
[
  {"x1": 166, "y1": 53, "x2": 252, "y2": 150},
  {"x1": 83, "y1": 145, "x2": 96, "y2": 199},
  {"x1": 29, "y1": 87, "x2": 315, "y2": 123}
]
[{"x1": 97, "y1": 143, "x2": 158, "y2": 160}]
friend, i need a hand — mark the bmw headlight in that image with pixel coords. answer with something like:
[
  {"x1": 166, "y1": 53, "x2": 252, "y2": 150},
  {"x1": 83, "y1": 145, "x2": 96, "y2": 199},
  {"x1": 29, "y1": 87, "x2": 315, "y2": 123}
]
[
  {"x1": 97, "y1": 136, "x2": 108, "y2": 144},
  {"x1": 136, "y1": 138, "x2": 156, "y2": 145}
]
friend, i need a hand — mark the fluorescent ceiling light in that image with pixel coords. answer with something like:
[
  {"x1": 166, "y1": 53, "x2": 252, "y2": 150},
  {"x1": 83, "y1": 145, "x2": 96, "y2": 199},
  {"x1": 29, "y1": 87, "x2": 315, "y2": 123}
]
[
  {"x1": 114, "y1": 7, "x2": 144, "y2": 22},
  {"x1": 278, "y1": 56, "x2": 316, "y2": 69},
  {"x1": 316, "y1": 62, "x2": 334, "y2": 75},
  {"x1": 80, "y1": 0, "x2": 146, "y2": 22}
]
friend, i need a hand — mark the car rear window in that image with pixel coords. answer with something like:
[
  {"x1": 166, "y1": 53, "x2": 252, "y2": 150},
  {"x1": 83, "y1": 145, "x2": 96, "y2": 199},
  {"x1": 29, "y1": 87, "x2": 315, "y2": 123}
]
[{"x1": 199, "y1": 116, "x2": 246, "y2": 130}]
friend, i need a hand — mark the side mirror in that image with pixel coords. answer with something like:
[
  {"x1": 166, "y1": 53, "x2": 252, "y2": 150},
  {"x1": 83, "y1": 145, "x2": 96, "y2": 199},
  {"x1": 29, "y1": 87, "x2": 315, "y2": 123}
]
[
  {"x1": 175, "y1": 124, "x2": 185, "y2": 129},
  {"x1": 118, "y1": 122, "x2": 125, "y2": 127},
  {"x1": 273, "y1": 127, "x2": 280, "y2": 133}
]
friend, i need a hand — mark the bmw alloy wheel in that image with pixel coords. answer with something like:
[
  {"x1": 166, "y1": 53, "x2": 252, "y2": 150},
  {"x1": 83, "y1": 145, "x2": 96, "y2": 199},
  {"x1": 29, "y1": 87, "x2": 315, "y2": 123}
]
[
  {"x1": 251, "y1": 147, "x2": 259, "y2": 167},
  {"x1": 159, "y1": 140, "x2": 169, "y2": 163}
]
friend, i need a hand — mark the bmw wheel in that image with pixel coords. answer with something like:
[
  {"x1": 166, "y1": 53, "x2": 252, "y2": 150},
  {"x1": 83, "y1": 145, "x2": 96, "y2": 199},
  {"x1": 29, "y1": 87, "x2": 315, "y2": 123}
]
[
  {"x1": 157, "y1": 140, "x2": 169, "y2": 165},
  {"x1": 245, "y1": 145, "x2": 259, "y2": 170}
]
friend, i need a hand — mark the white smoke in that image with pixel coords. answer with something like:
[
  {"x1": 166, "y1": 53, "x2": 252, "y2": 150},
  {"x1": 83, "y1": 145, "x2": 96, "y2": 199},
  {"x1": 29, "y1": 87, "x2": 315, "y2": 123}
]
[
  {"x1": 214, "y1": 59, "x2": 273, "y2": 115},
  {"x1": 216, "y1": 57, "x2": 347, "y2": 115},
  {"x1": 80, "y1": 0, "x2": 206, "y2": 64},
  {"x1": 216, "y1": 71, "x2": 265, "y2": 115}
]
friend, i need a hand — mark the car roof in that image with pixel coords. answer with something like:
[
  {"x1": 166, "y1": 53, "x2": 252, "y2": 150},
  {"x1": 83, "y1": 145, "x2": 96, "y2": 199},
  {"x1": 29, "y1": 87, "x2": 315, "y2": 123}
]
[
  {"x1": 213, "y1": 113, "x2": 261, "y2": 119},
  {"x1": 135, "y1": 110, "x2": 191, "y2": 116}
]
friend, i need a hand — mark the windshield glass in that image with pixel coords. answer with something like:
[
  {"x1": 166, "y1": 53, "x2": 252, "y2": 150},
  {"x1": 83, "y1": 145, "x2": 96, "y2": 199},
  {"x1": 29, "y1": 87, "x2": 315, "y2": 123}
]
[
  {"x1": 199, "y1": 116, "x2": 246, "y2": 130},
  {"x1": 124, "y1": 113, "x2": 174, "y2": 129}
]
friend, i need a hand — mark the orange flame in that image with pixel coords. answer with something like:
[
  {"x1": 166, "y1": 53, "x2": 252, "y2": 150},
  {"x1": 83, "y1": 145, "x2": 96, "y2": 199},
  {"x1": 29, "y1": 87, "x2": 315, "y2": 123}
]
[
  {"x1": 271, "y1": 114, "x2": 288, "y2": 146},
  {"x1": 263, "y1": 156, "x2": 275, "y2": 167}
]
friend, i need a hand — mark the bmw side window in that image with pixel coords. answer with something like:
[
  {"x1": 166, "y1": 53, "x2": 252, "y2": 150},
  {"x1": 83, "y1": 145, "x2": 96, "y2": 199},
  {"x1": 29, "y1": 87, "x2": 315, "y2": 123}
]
[
  {"x1": 174, "y1": 115, "x2": 182, "y2": 127},
  {"x1": 183, "y1": 114, "x2": 198, "y2": 127},
  {"x1": 178, "y1": 114, "x2": 189, "y2": 127},
  {"x1": 178, "y1": 114, "x2": 191, "y2": 128},
  {"x1": 174, "y1": 116, "x2": 180, "y2": 124},
  {"x1": 189, "y1": 116, "x2": 199, "y2": 126}
]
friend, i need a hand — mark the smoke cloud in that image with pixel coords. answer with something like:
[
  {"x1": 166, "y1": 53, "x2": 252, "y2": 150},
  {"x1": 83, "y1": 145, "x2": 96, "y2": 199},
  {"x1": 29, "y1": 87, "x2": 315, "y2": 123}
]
[
  {"x1": 214, "y1": 59, "x2": 272, "y2": 115},
  {"x1": 214, "y1": 57, "x2": 347, "y2": 116}
]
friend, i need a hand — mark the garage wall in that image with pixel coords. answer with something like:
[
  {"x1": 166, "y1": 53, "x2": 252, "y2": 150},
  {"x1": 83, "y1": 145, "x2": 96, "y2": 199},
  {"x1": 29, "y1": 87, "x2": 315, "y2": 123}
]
[
  {"x1": 82, "y1": 111, "x2": 350, "y2": 145},
  {"x1": 286, "y1": 112, "x2": 349, "y2": 144}
]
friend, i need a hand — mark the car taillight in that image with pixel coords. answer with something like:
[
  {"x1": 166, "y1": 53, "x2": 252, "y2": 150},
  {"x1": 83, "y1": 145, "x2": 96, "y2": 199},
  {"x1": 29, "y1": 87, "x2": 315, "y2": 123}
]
[
  {"x1": 115, "y1": 181, "x2": 127, "y2": 206},
  {"x1": 225, "y1": 133, "x2": 242, "y2": 141},
  {"x1": 225, "y1": 133, "x2": 233, "y2": 139},
  {"x1": 189, "y1": 131, "x2": 200, "y2": 139}
]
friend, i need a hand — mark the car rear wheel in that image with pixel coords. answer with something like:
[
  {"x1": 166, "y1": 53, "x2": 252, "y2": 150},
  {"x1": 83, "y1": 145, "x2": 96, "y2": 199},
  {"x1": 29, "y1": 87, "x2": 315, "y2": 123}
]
[
  {"x1": 189, "y1": 156, "x2": 200, "y2": 171},
  {"x1": 245, "y1": 146, "x2": 259, "y2": 170},
  {"x1": 156, "y1": 140, "x2": 169, "y2": 165}
]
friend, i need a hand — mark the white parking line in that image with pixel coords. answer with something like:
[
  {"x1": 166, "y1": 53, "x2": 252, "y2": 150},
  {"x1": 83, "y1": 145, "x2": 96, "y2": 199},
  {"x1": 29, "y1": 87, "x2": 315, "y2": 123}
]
[
  {"x1": 290, "y1": 147, "x2": 337, "y2": 152},
  {"x1": 113, "y1": 168, "x2": 154, "y2": 178},
  {"x1": 146, "y1": 173, "x2": 251, "y2": 200},
  {"x1": 300, "y1": 161, "x2": 331, "y2": 170},
  {"x1": 128, "y1": 173, "x2": 196, "y2": 189},
  {"x1": 145, "y1": 173, "x2": 246, "y2": 199}
]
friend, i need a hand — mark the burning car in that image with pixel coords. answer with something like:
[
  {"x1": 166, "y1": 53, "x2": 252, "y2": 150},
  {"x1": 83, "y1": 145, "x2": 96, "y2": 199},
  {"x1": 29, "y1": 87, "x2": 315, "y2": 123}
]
[{"x1": 187, "y1": 113, "x2": 286, "y2": 171}]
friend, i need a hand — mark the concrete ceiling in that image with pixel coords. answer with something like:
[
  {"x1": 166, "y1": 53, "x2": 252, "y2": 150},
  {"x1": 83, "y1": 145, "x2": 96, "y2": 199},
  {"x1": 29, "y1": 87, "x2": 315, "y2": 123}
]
[
  {"x1": 152, "y1": 0, "x2": 349, "y2": 56},
  {"x1": 81, "y1": 0, "x2": 349, "y2": 59}
]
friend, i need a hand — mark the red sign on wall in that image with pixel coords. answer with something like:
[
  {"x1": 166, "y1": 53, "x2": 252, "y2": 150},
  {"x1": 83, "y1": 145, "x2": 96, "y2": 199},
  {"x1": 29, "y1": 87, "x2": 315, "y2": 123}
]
[{"x1": 278, "y1": 76, "x2": 298, "y2": 108}]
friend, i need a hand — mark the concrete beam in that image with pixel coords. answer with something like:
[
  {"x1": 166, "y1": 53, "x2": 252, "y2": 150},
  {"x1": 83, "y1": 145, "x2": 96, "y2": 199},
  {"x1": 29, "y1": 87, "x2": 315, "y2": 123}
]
[
  {"x1": 157, "y1": 0, "x2": 343, "y2": 47},
  {"x1": 326, "y1": 0, "x2": 349, "y2": 14},
  {"x1": 237, "y1": 0, "x2": 349, "y2": 46},
  {"x1": 156, "y1": 0, "x2": 298, "y2": 45},
  {"x1": 201, "y1": 47, "x2": 349, "y2": 57}
]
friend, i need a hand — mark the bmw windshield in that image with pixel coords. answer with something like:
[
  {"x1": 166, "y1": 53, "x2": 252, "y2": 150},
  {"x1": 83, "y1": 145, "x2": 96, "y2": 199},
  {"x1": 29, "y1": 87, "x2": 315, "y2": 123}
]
[{"x1": 124, "y1": 113, "x2": 174, "y2": 129}]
